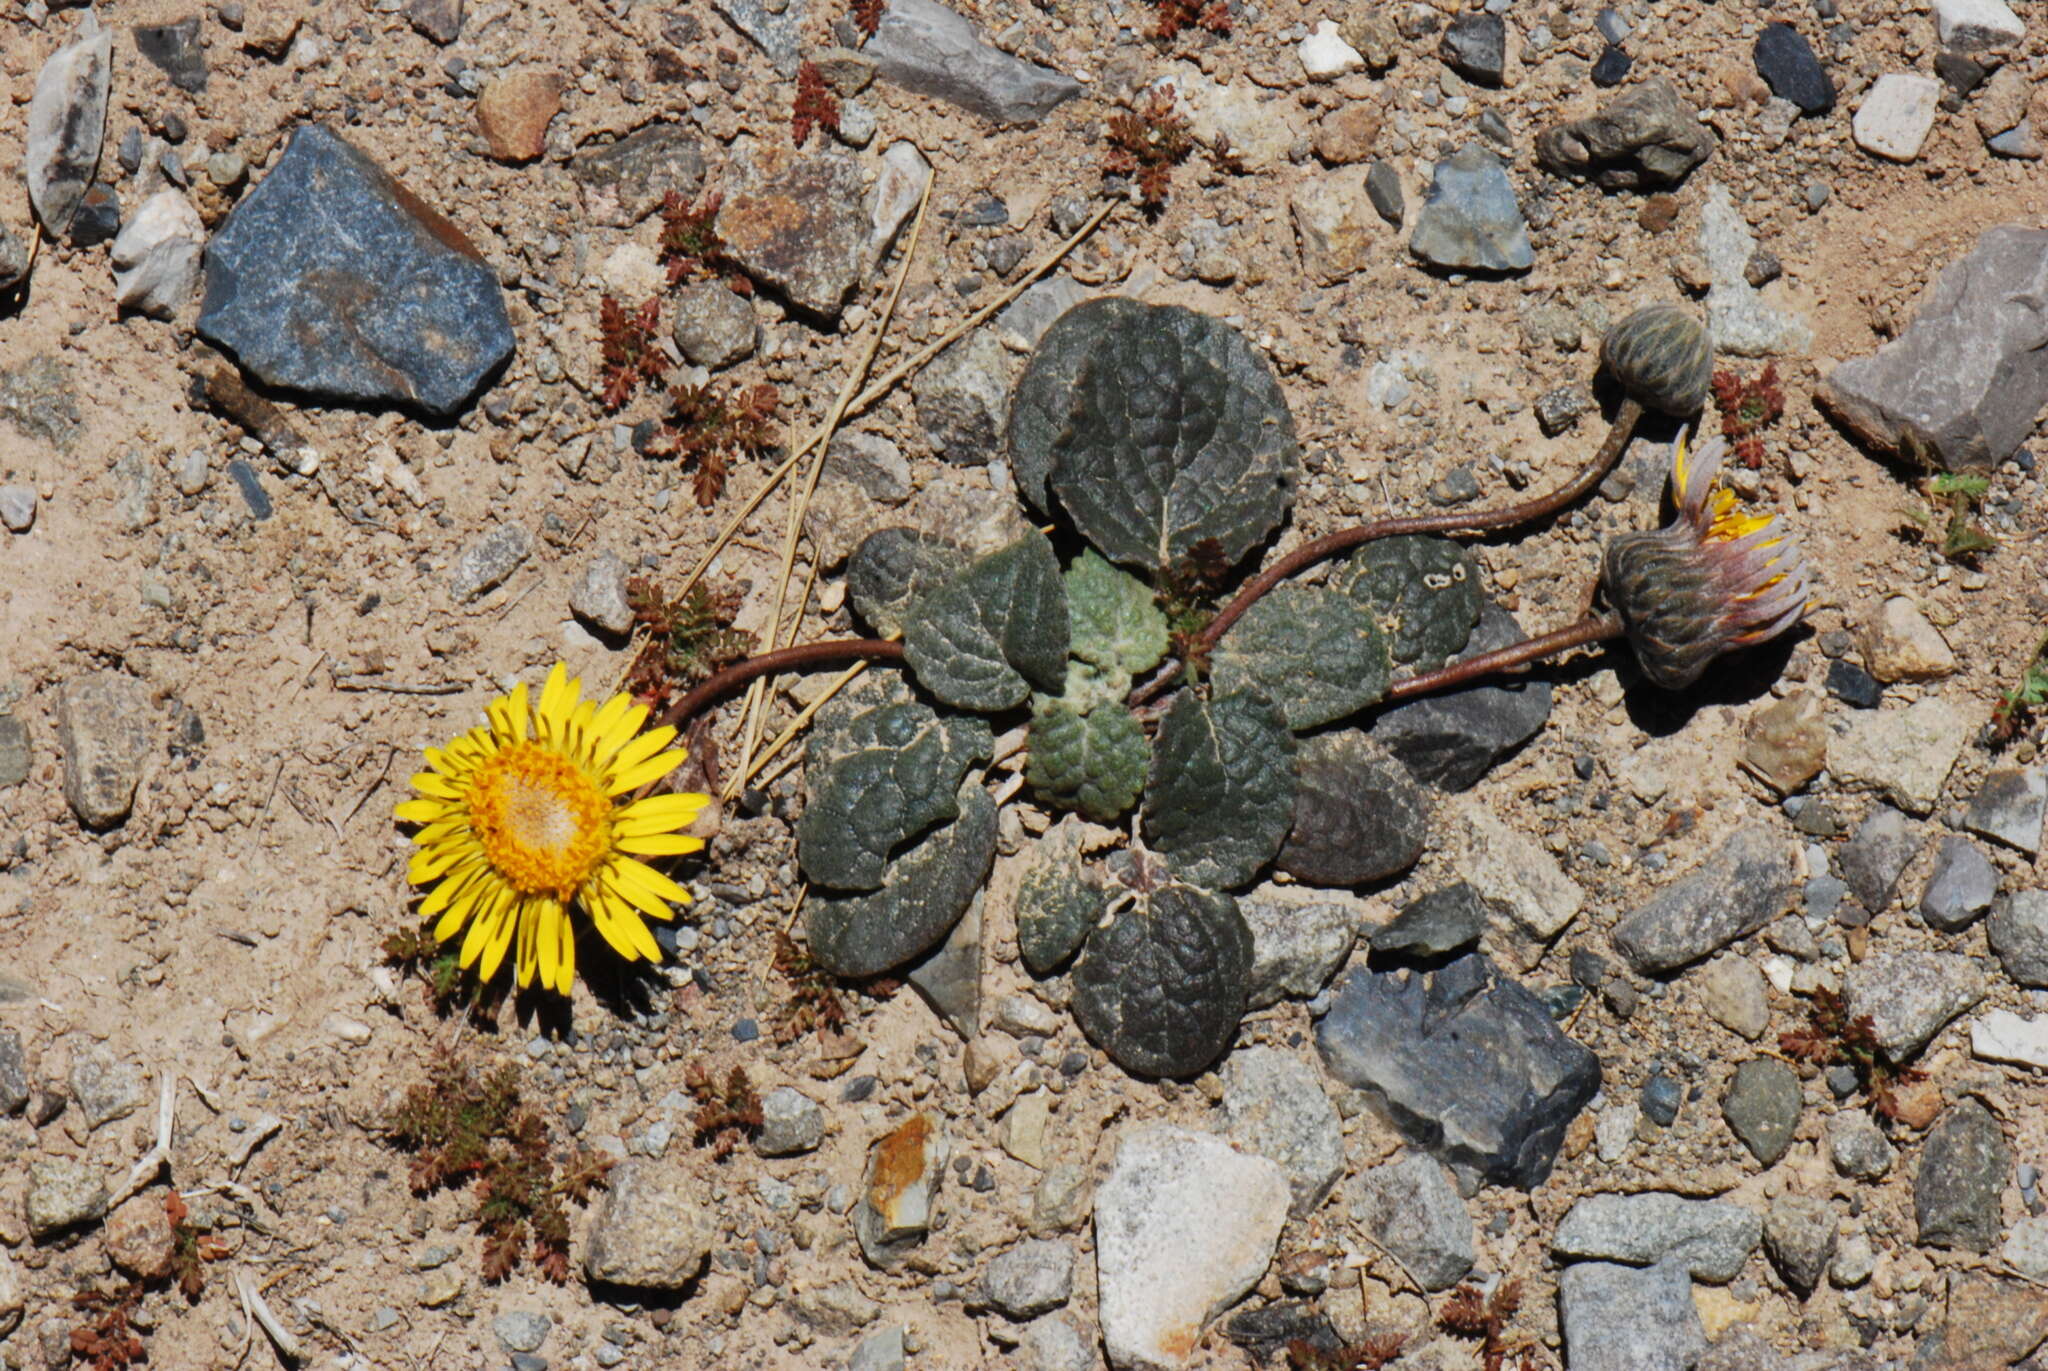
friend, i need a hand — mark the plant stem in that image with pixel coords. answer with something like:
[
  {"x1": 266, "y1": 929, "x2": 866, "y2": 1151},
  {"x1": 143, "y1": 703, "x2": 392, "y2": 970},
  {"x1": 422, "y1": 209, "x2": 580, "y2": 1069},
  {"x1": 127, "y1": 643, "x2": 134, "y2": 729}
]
[
  {"x1": 656, "y1": 640, "x2": 906, "y2": 731},
  {"x1": 1381, "y1": 614, "x2": 1624, "y2": 703},
  {"x1": 1130, "y1": 397, "x2": 1644, "y2": 707}
]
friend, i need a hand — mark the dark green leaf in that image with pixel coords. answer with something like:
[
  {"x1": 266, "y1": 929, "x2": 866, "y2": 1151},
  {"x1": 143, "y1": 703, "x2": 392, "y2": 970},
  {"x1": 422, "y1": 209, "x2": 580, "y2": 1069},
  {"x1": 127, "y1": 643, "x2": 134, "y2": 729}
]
[
  {"x1": 1006, "y1": 297, "x2": 1150, "y2": 515},
  {"x1": 1210, "y1": 584, "x2": 1391, "y2": 731},
  {"x1": 1015, "y1": 833, "x2": 1110, "y2": 975},
  {"x1": 1277, "y1": 732, "x2": 1430, "y2": 887},
  {"x1": 846, "y1": 527, "x2": 969, "y2": 638},
  {"x1": 1337, "y1": 535, "x2": 1483, "y2": 672},
  {"x1": 1027, "y1": 697, "x2": 1150, "y2": 822},
  {"x1": 902, "y1": 530, "x2": 1069, "y2": 712},
  {"x1": 1048, "y1": 304, "x2": 1297, "y2": 573},
  {"x1": 798, "y1": 676, "x2": 993, "y2": 891},
  {"x1": 1071, "y1": 883, "x2": 1252, "y2": 1077},
  {"x1": 1142, "y1": 689, "x2": 1296, "y2": 890},
  {"x1": 1066, "y1": 548, "x2": 1169, "y2": 679},
  {"x1": 806, "y1": 785, "x2": 998, "y2": 976}
]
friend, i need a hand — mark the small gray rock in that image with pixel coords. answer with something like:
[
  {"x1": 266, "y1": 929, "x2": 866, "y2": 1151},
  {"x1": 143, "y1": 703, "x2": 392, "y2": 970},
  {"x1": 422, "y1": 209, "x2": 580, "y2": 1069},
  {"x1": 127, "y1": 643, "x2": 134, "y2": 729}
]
[
  {"x1": 581, "y1": 1159, "x2": 717, "y2": 1288},
  {"x1": 570, "y1": 124, "x2": 707, "y2": 227},
  {"x1": 1762, "y1": 1194, "x2": 1836, "y2": 1293},
  {"x1": 711, "y1": 0, "x2": 807, "y2": 75},
  {"x1": 450, "y1": 524, "x2": 532, "y2": 602},
  {"x1": 1694, "y1": 956, "x2": 1770, "y2": 1041},
  {"x1": 1920, "y1": 834, "x2": 2000, "y2": 930},
  {"x1": 865, "y1": 0, "x2": 1082, "y2": 125},
  {"x1": 848, "y1": 1325, "x2": 905, "y2": 1371},
  {"x1": 1827, "y1": 1111, "x2": 1895, "y2": 1180},
  {"x1": 754, "y1": 1086, "x2": 824, "y2": 1157},
  {"x1": 1535, "y1": 77, "x2": 1716, "y2": 190},
  {"x1": 1559, "y1": 1259, "x2": 1707, "y2": 1371},
  {"x1": 0, "y1": 1031, "x2": 27, "y2": 1114},
  {"x1": 110, "y1": 450, "x2": 159, "y2": 533},
  {"x1": 1964, "y1": 767, "x2": 2046, "y2": 855},
  {"x1": 1838, "y1": 806, "x2": 1917, "y2": 915},
  {"x1": 1345, "y1": 1153, "x2": 1475, "y2": 1291},
  {"x1": 824, "y1": 431, "x2": 912, "y2": 503},
  {"x1": 1438, "y1": 13, "x2": 1505, "y2": 85},
  {"x1": 718, "y1": 141, "x2": 868, "y2": 321},
  {"x1": 26, "y1": 1158, "x2": 109, "y2": 1237},
  {"x1": 1612, "y1": 825, "x2": 1798, "y2": 975},
  {"x1": 25, "y1": 14, "x2": 113, "y2": 237},
  {"x1": 1240, "y1": 897, "x2": 1356, "y2": 1010},
  {"x1": 1408, "y1": 143, "x2": 1534, "y2": 274},
  {"x1": 1842, "y1": 950, "x2": 1985, "y2": 1059},
  {"x1": 1019, "y1": 1314, "x2": 1092, "y2": 1371},
  {"x1": 980, "y1": 1239, "x2": 1075, "y2": 1318},
  {"x1": 569, "y1": 552, "x2": 634, "y2": 636},
  {"x1": 1030, "y1": 1164, "x2": 1090, "y2": 1235},
  {"x1": 1364, "y1": 160, "x2": 1403, "y2": 227},
  {"x1": 491, "y1": 1312, "x2": 550, "y2": 1354},
  {"x1": 69, "y1": 1047, "x2": 144, "y2": 1130},
  {"x1": 1370, "y1": 883, "x2": 1487, "y2": 959},
  {"x1": 56, "y1": 673, "x2": 155, "y2": 829},
  {"x1": 1534, "y1": 387, "x2": 1590, "y2": 436},
  {"x1": 669, "y1": 282, "x2": 756, "y2": 369},
  {"x1": 1915, "y1": 1099, "x2": 2009, "y2": 1253},
  {"x1": 1722, "y1": 1058, "x2": 1801, "y2": 1165},
  {"x1": 1990, "y1": 891, "x2": 2048, "y2": 987},
  {"x1": 1220, "y1": 1047, "x2": 1345, "y2": 1219},
  {"x1": 0, "y1": 486, "x2": 35, "y2": 533},
  {"x1": 913, "y1": 329, "x2": 1013, "y2": 464},
  {"x1": 1370, "y1": 601, "x2": 1551, "y2": 791},
  {"x1": 1551, "y1": 1192, "x2": 1761, "y2": 1283},
  {"x1": 406, "y1": 0, "x2": 464, "y2": 44}
]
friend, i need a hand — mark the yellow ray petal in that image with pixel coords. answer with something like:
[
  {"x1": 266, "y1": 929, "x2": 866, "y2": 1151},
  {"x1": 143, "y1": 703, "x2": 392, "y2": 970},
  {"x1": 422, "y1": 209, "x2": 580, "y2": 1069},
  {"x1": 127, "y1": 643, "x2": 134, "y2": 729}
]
[
  {"x1": 478, "y1": 897, "x2": 520, "y2": 982},
  {"x1": 536, "y1": 663, "x2": 577, "y2": 739},
  {"x1": 409, "y1": 772, "x2": 464, "y2": 801},
  {"x1": 617, "y1": 792, "x2": 711, "y2": 830},
  {"x1": 535, "y1": 897, "x2": 564, "y2": 988},
  {"x1": 420, "y1": 856, "x2": 491, "y2": 918},
  {"x1": 616, "y1": 833, "x2": 705, "y2": 858},
  {"x1": 488, "y1": 681, "x2": 531, "y2": 746},
  {"x1": 605, "y1": 725, "x2": 679, "y2": 782},
  {"x1": 609, "y1": 856, "x2": 690, "y2": 907},
  {"x1": 584, "y1": 889, "x2": 647, "y2": 963},
  {"x1": 607, "y1": 748, "x2": 687, "y2": 797},
  {"x1": 552, "y1": 911, "x2": 577, "y2": 993},
  {"x1": 394, "y1": 798, "x2": 453, "y2": 824}
]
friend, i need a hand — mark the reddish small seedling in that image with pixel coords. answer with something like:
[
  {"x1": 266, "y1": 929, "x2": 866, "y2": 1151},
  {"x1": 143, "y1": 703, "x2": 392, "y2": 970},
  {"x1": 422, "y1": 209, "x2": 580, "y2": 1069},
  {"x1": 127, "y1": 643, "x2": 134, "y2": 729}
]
[
  {"x1": 622, "y1": 577, "x2": 756, "y2": 714},
  {"x1": 659, "y1": 191, "x2": 749, "y2": 294},
  {"x1": 1780, "y1": 987, "x2": 1926, "y2": 1122},
  {"x1": 1152, "y1": 0, "x2": 1232, "y2": 41},
  {"x1": 70, "y1": 1284, "x2": 147, "y2": 1371},
  {"x1": 1284, "y1": 1333, "x2": 1406, "y2": 1370},
  {"x1": 166, "y1": 1192, "x2": 229, "y2": 1300},
  {"x1": 1104, "y1": 87, "x2": 1197, "y2": 212},
  {"x1": 645, "y1": 380, "x2": 781, "y2": 508},
  {"x1": 792, "y1": 60, "x2": 841, "y2": 148},
  {"x1": 849, "y1": 0, "x2": 884, "y2": 39},
  {"x1": 597, "y1": 295, "x2": 669, "y2": 412},
  {"x1": 1709, "y1": 363, "x2": 1785, "y2": 469},
  {"x1": 684, "y1": 1060, "x2": 764, "y2": 1159}
]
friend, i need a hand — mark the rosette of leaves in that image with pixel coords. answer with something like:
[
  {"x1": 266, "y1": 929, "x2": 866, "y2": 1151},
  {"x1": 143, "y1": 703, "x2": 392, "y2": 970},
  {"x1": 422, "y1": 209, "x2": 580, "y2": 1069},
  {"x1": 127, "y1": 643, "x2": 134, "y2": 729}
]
[
  {"x1": 1026, "y1": 551, "x2": 1167, "y2": 822},
  {"x1": 1007, "y1": 299, "x2": 1299, "y2": 573}
]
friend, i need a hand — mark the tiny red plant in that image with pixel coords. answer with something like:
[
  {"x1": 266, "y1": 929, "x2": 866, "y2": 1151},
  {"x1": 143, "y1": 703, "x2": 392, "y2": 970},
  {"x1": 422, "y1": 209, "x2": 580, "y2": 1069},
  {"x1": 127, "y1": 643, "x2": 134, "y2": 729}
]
[
  {"x1": 165, "y1": 1192, "x2": 229, "y2": 1301},
  {"x1": 1781, "y1": 987, "x2": 1926, "y2": 1121},
  {"x1": 1284, "y1": 1333, "x2": 1407, "y2": 1369},
  {"x1": 597, "y1": 295, "x2": 669, "y2": 412},
  {"x1": 1105, "y1": 87, "x2": 1196, "y2": 212},
  {"x1": 622, "y1": 577, "x2": 756, "y2": 713},
  {"x1": 792, "y1": 61, "x2": 841, "y2": 148},
  {"x1": 684, "y1": 1060, "x2": 764, "y2": 1159},
  {"x1": 771, "y1": 930, "x2": 849, "y2": 1043},
  {"x1": 1440, "y1": 1280, "x2": 1535, "y2": 1371},
  {"x1": 70, "y1": 1284, "x2": 147, "y2": 1371},
  {"x1": 1152, "y1": 0, "x2": 1232, "y2": 40},
  {"x1": 646, "y1": 381, "x2": 780, "y2": 507},
  {"x1": 658, "y1": 192, "x2": 750, "y2": 294},
  {"x1": 1709, "y1": 363, "x2": 1785, "y2": 469},
  {"x1": 850, "y1": 0, "x2": 885, "y2": 39}
]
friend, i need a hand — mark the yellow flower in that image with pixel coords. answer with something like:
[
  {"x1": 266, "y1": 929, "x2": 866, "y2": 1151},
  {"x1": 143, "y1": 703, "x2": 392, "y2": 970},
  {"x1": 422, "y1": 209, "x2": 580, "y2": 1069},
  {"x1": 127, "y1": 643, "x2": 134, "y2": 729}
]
[
  {"x1": 1602, "y1": 429, "x2": 1817, "y2": 690},
  {"x1": 393, "y1": 664, "x2": 710, "y2": 994}
]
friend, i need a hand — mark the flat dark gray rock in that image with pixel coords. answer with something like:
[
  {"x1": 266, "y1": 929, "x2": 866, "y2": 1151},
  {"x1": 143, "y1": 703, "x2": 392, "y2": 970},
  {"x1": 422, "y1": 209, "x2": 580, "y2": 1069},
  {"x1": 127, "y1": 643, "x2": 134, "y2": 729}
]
[
  {"x1": 1822, "y1": 225, "x2": 2048, "y2": 471},
  {"x1": 197, "y1": 124, "x2": 514, "y2": 416},
  {"x1": 1371, "y1": 602, "x2": 1552, "y2": 791},
  {"x1": 867, "y1": 0, "x2": 1082, "y2": 126},
  {"x1": 134, "y1": 18, "x2": 208, "y2": 93},
  {"x1": 1611, "y1": 825, "x2": 1798, "y2": 975},
  {"x1": 711, "y1": 0, "x2": 806, "y2": 76},
  {"x1": 1916, "y1": 1099, "x2": 2009, "y2": 1252},
  {"x1": 1314, "y1": 953, "x2": 1600, "y2": 1189}
]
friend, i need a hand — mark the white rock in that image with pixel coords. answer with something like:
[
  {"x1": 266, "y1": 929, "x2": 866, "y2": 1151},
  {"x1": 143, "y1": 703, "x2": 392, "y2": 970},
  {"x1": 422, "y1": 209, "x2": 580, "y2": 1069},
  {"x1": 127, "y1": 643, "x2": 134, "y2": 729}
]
[
  {"x1": 1095, "y1": 1125, "x2": 1289, "y2": 1370},
  {"x1": 1450, "y1": 800, "x2": 1583, "y2": 943},
  {"x1": 1934, "y1": 0, "x2": 2025, "y2": 50},
  {"x1": 2004, "y1": 1215, "x2": 2048, "y2": 1281},
  {"x1": 1298, "y1": 22, "x2": 1363, "y2": 80},
  {"x1": 26, "y1": 12, "x2": 112, "y2": 235},
  {"x1": 569, "y1": 551, "x2": 635, "y2": 636},
  {"x1": 1828, "y1": 697, "x2": 1974, "y2": 815},
  {"x1": 599, "y1": 241, "x2": 664, "y2": 300},
  {"x1": 1970, "y1": 1009, "x2": 2048, "y2": 1069},
  {"x1": 869, "y1": 141, "x2": 932, "y2": 266},
  {"x1": 1156, "y1": 64, "x2": 1306, "y2": 172},
  {"x1": 0, "y1": 486, "x2": 36, "y2": 534},
  {"x1": 110, "y1": 190, "x2": 206, "y2": 319},
  {"x1": 1852, "y1": 75, "x2": 1942, "y2": 163}
]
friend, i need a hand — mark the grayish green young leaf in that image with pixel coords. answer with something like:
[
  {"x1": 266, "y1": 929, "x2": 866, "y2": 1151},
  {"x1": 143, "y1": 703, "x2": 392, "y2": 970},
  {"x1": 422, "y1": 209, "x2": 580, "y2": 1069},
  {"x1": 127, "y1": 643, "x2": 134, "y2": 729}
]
[
  {"x1": 1210, "y1": 584, "x2": 1392, "y2": 731},
  {"x1": 1048, "y1": 303, "x2": 1297, "y2": 572},
  {"x1": 846, "y1": 527, "x2": 969, "y2": 638},
  {"x1": 1277, "y1": 731, "x2": 1430, "y2": 887},
  {"x1": 1027, "y1": 697, "x2": 1150, "y2": 822},
  {"x1": 1142, "y1": 689, "x2": 1297, "y2": 890},
  {"x1": 1071, "y1": 883, "x2": 1252, "y2": 1077},
  {"x1": 1054, "y1": 659, "x2": 1129, "y2": 716},
  {"x1": 805, "y1": 785, "x2": 998, "y2": 977},
  {"x1": 1066, "y1": 549, "x2": 1169, "y2": 679},
  {"x1": 798, "y1": 678, "x2": 994, "y2": 892},
  {"x1": 1015, "y1": 839, "x2": 1110, "y2": 976},
  {"x1": 1006, "y1": 297, "x2": 1150, "y2": 515},
  {"x1": 1337, "y1": 535, "x2": 1483, "y2": 672},
  {"x1": 902, "y1": 530, "x2": 1070, "y2": 712}
]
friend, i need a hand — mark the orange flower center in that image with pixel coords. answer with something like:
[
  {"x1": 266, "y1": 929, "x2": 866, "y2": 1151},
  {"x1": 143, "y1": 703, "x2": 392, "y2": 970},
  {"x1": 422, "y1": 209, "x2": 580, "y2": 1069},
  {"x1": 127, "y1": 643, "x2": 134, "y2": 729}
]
[{"x1": 467, "y1": 743, "x2": 611, "y2": 899}]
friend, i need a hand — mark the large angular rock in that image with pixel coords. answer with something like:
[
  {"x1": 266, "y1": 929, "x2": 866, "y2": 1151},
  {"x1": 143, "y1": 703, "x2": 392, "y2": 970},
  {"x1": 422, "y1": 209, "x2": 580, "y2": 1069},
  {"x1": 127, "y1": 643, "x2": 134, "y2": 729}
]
[
  {"x1": 1611, "y1": 825, "x2": 1798, "y2": 975},
  {"x1": 1371, "y1": 602, "x2": 1551, "y2": 790},
  {"x1": 26, "y1": 13, "x2": 113, "y2": 236},
  {"x1": 1559, "y1": 1260, "x2": 1707, "y2": 1371},
  {"x1": 1240, "y1": 896, "x2": 1355, "y2": 1009},
  {"x1": 1823, "y1": 225, "x2": 2048, "y2": 470},
  {"x1": 1916, "y1": 1100, "x2": 2009, "y2": 1253},
  {"x1": 1094, "y1": 1125, "x2": 1289, "y2": 1371},
  {"x1": 1912, "y1": 1275, "x2": 2048, "y2": 1371},
  {"x1": 855, "y1": 1113, "x2": 946, "y2": 1269},
  {"x1": 57, "y1": 673, "x2": 155, "y2": 829},
  {"x1": 1553, "y1": 1192, "x2": 1760, "y2": 1283},
  {"x1": 712, "y1": 0, "x2": 807, "y2": 75},
  {"x1": 1408, "y1": 143, "x2": 1533, "y2": 274},
  {"x1": 1827, "y1": 696, "x2": 1973, "y2": 814},
  {"x1": 1344, "y1": 1154, "x2": 1474, "y2": 1291},
  {"x1": 1965, "y1": 767, "x2": 2046, "y2": 855},
  {"x1": 1535, "y1": 77, "x2": 1716, "y2": 190},
  {"x1": 1447, "y1": 800, "x2": 1582, "y2": 947},
  {"x1": 716, "y1": 140, "x2": 868, "y2": 321},
  {"x1": 1843, "y1": 950, "x2": 1985, "y2": 1061},
  {"x1": 866, "y1": 0, "x2": 1082, "y2": 126},
  {"x1": 1314, "y1": 953, "x2": 1601, "y2": 1190},
  {"x1": 198, "y1": 125, "x2": 514, "y2": 416},
  {"x1": 1991, "y1": 890, "x2": 2048, "y2": 987},
  {"x1": 582, "y1": 1158, "x2": 717, "y2": 1288}
]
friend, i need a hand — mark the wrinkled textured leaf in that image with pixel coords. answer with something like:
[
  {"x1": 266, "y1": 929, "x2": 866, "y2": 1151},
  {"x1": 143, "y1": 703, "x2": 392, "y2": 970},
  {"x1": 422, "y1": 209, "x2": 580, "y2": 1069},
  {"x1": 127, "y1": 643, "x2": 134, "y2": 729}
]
[
  {"x1": 1142, "y1": 690, "x2": 1297, "y2": 890},
  {"x1": 1277, "y1": 732, "x2": 1430, "y2": 887},
  {"x1": 1027, "y1": 697, "x2": 1150, "y2": 822},
  {"x1": 1211, "y1": 584, "x2": 1392, "y2": 731},
  {"x1": 1054, "y1": 659, "x2": 1128, "y2": 715},
  {"x1": 799, "y1": 676, "x2": 993, "y2": 891},
  {"x1": 1338, "y1": 535, "x2": 1483, "y2": 672},
  {"x1": 903, "y1": 530, "x2": 1069, "y2": 711},
  {"x1": 1066, "y1": 549, "x2": 1169, "y2": 679},
  {"x1": 806, "y1": 785, "x2": 999, "y2": 976},
  {"x1": 846, "y1": 527, "x2": 969, "y2": 637},
  {"x1": 1006, "y1": 297, "x2": 1149, "y2": 514},
  {"x1": 1015, "y1": 842, "x2": 1110, "y2": 976},
  {"x1": 1071, "y1": 883, "x2": 1252, "y2": 1077},
  {"x1": 1048, "y1": 303, "x2": 1297, "y2": 572}
]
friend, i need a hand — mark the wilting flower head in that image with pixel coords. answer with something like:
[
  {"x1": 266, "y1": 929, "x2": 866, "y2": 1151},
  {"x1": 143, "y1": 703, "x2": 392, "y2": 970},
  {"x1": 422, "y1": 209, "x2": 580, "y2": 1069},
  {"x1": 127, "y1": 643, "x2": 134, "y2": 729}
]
[
  {"x1": 1602, "y1": 430, "x2": 1816, "y2": 690},
  {"x1": 394, "y1": 664, "x2": 710, "y2": 994}
]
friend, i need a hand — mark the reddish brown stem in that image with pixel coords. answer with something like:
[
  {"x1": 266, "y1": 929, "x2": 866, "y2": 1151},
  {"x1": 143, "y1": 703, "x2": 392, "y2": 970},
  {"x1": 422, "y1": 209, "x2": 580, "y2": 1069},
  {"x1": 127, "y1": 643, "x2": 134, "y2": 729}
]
[
  {"x1": 1130, "y1": 397, "x2": 1644, "y2": 707},
  {"x1": 1382, "y1": 614, "x2": 1624, "y2": 703},
  {"x1": 655, "y1": 639, "x2": 906, "y2": 730}
]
